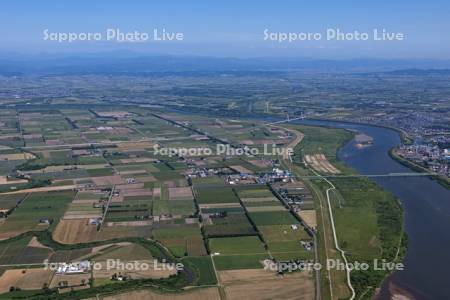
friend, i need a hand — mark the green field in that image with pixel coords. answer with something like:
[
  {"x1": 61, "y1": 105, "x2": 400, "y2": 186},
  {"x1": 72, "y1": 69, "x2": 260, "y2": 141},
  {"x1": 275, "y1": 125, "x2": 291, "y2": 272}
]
[
  {"x1": 330, "y1": 178, "x2": 400, "y2": 260},
  {"x1": 258, "y1": 225, "x2": 313, "y2": 261},
  {"x1": 0, "y1": 236, "x2": 51, "y2": 265},
  {"x1": 208, "y1": 236, "x2": 266, "y2": 255},
  {"x1": 290, "y1": 124, "x2": 353, "y2": 163},
  {"x1": 191, "y1": 176, "x2": 224, "y2": 186},
  {"x1": 0, "y1": 190, "x2": 75, "y2": 234},
  {"x1": 209, "y1": 236, "x2": 269, "y2": 270},
  {"x1": 236, "y1": 187, "x2": 275, "y2": 198},
  {"x1": 86, "y1": 168, "x2": 114, "y2": 177},
  {"x1": 196, "y1": 186, "x2": 240, "y2": 204},
  {"x1": 248, "y1": 211, "x2": 299, "y2": 226},
  {"x1": 182, "y1": 256, "x2": 217, "y2": 286},
  {"x1": 0, "y1": 194, "x2": 27, "y2": 210},
  {"x1": 153, "y1": 226, "x2": 206, "y2": 257},
  {"x1": 203, "y1": 213, "x2": 255, "y2": 237},
  {"x1": 213, "y1": 254, "x2": 269, "y2": 270},
  {"x1": 258, "y1": 225, "x2": 311, "y2": 242},
  {"x1": 168, "y1": 200, "x2": 195, "y2": 216}
]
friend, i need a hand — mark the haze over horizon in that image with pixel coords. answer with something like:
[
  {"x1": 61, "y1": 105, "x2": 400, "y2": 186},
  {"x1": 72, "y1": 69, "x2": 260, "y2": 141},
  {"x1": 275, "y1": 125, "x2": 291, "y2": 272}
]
[{"x1": 1, "y1": 0, "x2": 450, "y2": 59}]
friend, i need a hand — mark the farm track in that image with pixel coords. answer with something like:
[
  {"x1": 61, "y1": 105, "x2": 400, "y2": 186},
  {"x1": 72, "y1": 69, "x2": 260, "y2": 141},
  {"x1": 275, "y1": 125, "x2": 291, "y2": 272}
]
[
  {"x1": 0, "y1": 184, "x2": 79, "y2": 195},
  {"x1": 309, "y1": 168, "x2": 356, "y2": 300}
]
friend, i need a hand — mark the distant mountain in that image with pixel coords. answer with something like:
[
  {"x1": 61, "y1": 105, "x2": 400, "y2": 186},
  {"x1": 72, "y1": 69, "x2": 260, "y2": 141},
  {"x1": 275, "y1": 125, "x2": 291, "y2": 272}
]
[
  {"x1": 1, "y1": 53, "x2": 450, "y2": 75},
  {"x1": 382, "y1": 68, "x2": 450, "y2": 75}
]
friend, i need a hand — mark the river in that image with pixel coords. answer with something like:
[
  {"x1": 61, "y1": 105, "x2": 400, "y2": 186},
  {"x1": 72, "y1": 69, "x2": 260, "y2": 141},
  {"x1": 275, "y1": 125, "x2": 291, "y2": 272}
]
[
  {"x1": 295, "y1": 119, "x2": 450, "y2": 300},
  {"x1": 163, "y1": 108, "x2": 450, "y2": 299}
]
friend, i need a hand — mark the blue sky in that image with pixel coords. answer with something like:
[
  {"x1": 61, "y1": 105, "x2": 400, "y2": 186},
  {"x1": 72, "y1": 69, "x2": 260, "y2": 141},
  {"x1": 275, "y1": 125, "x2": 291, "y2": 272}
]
[{"x1": 1, "y1": 0, "x2": 449, "y2": 58}]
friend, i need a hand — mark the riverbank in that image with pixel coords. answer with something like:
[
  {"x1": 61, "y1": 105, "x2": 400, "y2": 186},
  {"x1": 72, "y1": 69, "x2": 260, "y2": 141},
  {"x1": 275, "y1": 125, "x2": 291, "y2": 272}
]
[
  {"x1": 298, "y1": 118, "x2": 450, "y2": 299},
  {"x1": 307, "y1": 117, "x2": 413, "y2": 145},
  {"x1": 389, "y1": 148, "x2": 450, "y2": 189},
  {"x1": 287, "y1": 123, "x2": 405, "y2": 299}
]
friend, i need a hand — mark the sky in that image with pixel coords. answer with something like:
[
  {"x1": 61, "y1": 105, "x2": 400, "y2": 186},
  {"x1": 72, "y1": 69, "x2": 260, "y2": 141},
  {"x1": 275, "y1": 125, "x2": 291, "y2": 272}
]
[{"x1": 1, "y1": 0, "x2": 450, "y2": 59}]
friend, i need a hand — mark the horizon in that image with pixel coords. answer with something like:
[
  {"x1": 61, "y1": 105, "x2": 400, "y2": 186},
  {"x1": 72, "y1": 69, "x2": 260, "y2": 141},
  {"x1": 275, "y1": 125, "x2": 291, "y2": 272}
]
[
  {"x1": 3, "y1": 51, "x2": 450, "y2": 61},
  {"x1": 3, "y1": 52, "x2": 450, "y2": 75},
  {"x1": 1, "y1": 0, "x2": 450, "y2": 59}
]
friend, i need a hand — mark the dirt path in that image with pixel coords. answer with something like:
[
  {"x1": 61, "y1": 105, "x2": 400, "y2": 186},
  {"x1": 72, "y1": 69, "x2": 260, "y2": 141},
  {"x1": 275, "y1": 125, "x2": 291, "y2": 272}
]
[
  {"x1": 269, "y1": 124, "x2": 304, "y2": 159},
  {"x1": 0, "y1": 185, "x2": 78, "y2": 195}
]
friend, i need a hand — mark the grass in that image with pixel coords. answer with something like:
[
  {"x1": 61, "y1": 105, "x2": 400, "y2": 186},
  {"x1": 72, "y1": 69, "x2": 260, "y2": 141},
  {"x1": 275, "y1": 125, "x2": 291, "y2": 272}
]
[
  {"x1": 330, "y1": 177, "x2": 400, "y2": 260},
  {"x1": 181, "y1": 256, "x2": 217, "y2": 286},
  {"x1": 213, "y1": 254, "x2": 269, "y2": 270},
  {"x1": 259, "y1": 225, "x2": 314, "y2": 261},
  {"x1": 152, "y1": 170, "x2": 183, "y2": 181},
  {"x1": 77, "y1": 156, "x2": 106, "y2": 165},
  {"x1": 248, "y1": 211, "x2": 299, "y2": 226},
  {"x1": 334, "y1": 206, "x2": 380, "y2": 257},
  {"x1": 203, "y1": 224, "x2": 256, "y2": 237},
  {"x1": 236, "y1": 187, "x2": 274, "y2": 198},
  {"x1": 0, "y1": 236, "x2": 52, "y2": 264},
  {"x1": 153, "y1": 227, "x2": 205, "y2": 258},
  {"x1": 92, "y1": 244, "x2": 153, "y2": 261},
  {"x1": 195, "y1": 186, "x2": 240, "y2": 204},
  {"x1": 86, "y1": 168, "x2": 114, "y2": 177},
  {"x1": 0, "y1": 190, "x2": 75, "y2": 234},
  {"x1": 271, "y1": 250, "x2": 314, "y2": 261},
  {"x1": 201, "y1": 207, "x2": 244, "y2": 214},
  {"x1": 122, "y1": 195, "x2": 151, "y2": 202},
  {"x1": 0, "y1": 194, "x2": 27, "y2": 210},
  {"x1": 208, "y1": 236, "x2": 266, "y2": 255},
  {"x1": 289, "y1": 124, "x2": 353, "y2": 162},
  {"x1": 161, "y1": 237, "x2": 206, "y2": 257},
  {"x1": 203, "y1": 214, "x2": 255, "y2": 237},
  {"x1": 167, "y1": 162, "x2": 188, "y2": 170},
  {"x1": 153, "y1": 199, "x2": 170, "y2": 215},
  {"x1": 75, "y1": 191, "x2": 106, "y2": 200},
  {"x1": 191, "y1": 176, "x2": 224, "y2": 186},
  {"x1": 153, "y1": 226, "x2": 203, "y2": 240},
  {"x1": 105, "y1": 210, "x2": 151, "y2": 222},
  {"x1": 258, "y1": 225, "x2": 311, "y2": 242},
  {"x1": 168, "y1": 200, "x2": 195, "y2": 216},
  {"x1": 243, "y1": 200, "x2": 283, "y2": 207}
]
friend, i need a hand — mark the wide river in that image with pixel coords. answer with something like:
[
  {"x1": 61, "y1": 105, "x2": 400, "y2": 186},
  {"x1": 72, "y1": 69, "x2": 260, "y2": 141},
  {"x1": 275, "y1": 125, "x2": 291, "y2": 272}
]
[{"x1": 294, "y1": 119, "x2": 450, "y2": 299}]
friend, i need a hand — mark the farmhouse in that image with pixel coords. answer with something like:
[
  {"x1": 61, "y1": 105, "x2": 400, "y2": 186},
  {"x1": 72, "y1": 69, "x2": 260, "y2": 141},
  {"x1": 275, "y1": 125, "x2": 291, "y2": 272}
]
[{"x1": 56, "y1": 261, "x2": 90, "y2": 274}]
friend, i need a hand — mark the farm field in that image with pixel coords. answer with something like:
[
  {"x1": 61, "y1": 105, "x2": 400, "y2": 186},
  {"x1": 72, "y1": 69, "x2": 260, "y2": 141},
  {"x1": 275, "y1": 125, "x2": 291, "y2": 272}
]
[
  {"x1": 0, "y1": 191, "x2": 75, "y2": 239},
  {"x1": 195, "y1": 186, "x2": 239, "y2": 204},
  {"x1": 219, "y1": 269, "x2": 315, "y2": 300},
  {"x1": 0, "y1": 268, "x2": 54, "y2": 294},
  {"x1": 103, "y1": 287, "x2": 221, "y2": 300},
  {"x1": 248, "y1": 211, "x2": 299, "y2": 226},
  {"x1": 0, "y1": 108, "x2": 318, "y2": 299},
  {"x1": 209, "y1": 236, "x2": 270, "y2": 270}
]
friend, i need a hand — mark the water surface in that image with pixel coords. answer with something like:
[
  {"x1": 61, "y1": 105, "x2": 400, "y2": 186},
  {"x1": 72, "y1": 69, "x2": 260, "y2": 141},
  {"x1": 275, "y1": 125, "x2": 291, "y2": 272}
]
[{"x1": 296, "y1": 119, "x2": 450, "y2": 299}]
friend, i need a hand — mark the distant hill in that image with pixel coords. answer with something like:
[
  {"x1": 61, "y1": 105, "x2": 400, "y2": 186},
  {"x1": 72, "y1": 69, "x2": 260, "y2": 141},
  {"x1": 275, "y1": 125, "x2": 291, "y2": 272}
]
[
  {"x1": 1, "y1": 53, "x2": 450, "y2": 75},
  {"x1": 383, "y1": 68, "x2": 450, "y2": 75}
]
